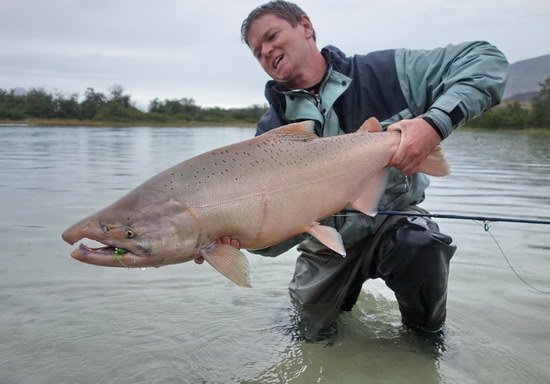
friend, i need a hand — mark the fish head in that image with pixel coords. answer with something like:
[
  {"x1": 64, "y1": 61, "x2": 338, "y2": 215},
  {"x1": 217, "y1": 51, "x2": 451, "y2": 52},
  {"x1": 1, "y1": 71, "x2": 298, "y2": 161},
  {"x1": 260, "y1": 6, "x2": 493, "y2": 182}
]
[{"x1": 62, "y1": 191, "x2": 201, "y2": 268}]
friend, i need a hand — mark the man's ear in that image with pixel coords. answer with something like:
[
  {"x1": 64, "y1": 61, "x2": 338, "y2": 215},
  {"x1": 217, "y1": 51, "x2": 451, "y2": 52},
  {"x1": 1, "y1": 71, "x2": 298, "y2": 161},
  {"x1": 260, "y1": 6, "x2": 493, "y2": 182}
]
[{"x1": 300, "y1": 15, "x2": 314, "y2": 39}]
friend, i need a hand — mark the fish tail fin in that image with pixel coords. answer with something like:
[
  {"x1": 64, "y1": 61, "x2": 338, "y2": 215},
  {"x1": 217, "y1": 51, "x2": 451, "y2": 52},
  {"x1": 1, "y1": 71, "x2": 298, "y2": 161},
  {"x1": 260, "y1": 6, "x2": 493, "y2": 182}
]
[{"x1": 418, "y1": 146, "x2": 449, "y2": 177}]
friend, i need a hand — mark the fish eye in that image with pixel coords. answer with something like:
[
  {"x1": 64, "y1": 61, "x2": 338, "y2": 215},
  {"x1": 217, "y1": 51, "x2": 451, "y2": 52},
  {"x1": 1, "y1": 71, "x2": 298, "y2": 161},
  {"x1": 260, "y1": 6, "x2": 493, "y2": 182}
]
[{"x1": 126, "y1": 229, "x2": 135, "y2": 238}]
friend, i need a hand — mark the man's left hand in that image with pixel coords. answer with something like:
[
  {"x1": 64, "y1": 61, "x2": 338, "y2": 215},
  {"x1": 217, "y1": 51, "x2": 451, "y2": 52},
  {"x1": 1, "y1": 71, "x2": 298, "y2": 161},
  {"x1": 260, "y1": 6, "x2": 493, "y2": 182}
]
[{"x1": 387, "y1": 118, "x2": 442, "y2": 176}]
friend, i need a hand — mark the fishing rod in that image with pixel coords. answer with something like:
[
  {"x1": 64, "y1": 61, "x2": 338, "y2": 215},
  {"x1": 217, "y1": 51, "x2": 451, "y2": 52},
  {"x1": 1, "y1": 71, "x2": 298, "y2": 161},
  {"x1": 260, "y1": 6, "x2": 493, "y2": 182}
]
[
  {"x1": 376, "y1": 210, "x2": 550, "y2": 226},
  {"x1": 341, "y1": 209, "x2": 550, "y2": 226},
  {"x1": 341, "y1": 208, "x2": 550, "y2": 294}
]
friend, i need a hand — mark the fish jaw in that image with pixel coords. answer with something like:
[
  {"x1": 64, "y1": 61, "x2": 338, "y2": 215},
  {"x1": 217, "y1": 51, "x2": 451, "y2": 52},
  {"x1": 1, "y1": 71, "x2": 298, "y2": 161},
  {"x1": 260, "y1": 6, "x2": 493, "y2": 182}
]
[
  {"x1": 62, "y1": 217, "x2": 97, "y2": 245},
  {"x1": 70, "y1": 243, "x2": 152, "y2": 268},
  {"x1": 64, "y1": 219, "x2": 199, "y2": 268},
  {"x1": 62, "y1": 218, "x2": 156, "y2": 268},
  {"x1": 62, "y1": 196, "x2": 203, "y2": 268}
]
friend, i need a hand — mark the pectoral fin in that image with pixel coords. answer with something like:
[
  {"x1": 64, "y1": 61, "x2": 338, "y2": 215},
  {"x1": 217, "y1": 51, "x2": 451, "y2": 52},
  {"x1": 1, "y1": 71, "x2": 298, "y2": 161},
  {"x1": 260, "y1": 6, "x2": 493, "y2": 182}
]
[
  {"x1": 201, "y1": 243, "x2": 251, "y2": 288},
  {"x1": 307, "y1": 223, "x2": 346, "y2": 256}
]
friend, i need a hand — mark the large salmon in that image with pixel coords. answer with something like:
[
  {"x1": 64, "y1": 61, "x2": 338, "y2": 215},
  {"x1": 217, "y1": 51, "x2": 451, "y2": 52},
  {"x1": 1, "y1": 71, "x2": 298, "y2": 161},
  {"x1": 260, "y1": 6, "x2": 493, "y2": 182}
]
[{"x1": 62, "y1": 118, "x2": 448, "y2": 287}]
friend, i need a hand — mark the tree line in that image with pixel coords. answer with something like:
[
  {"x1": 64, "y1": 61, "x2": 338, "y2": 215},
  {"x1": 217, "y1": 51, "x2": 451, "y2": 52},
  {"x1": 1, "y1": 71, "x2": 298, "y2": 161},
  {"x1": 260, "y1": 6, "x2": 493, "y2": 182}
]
[
  {"x1": 1, "y1": 78, "x2": 549, "y2": 129},
  {"x1": 0, "y1": 84, "x2": 267, "y2": 124},
  {"x1": 464, "y1": 77, "x2": 550, "y2": 130}
]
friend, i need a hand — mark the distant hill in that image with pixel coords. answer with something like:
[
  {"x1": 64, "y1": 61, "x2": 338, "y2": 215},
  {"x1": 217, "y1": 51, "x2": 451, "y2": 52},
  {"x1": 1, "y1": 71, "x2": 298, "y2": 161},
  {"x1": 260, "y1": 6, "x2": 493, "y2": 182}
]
[{"x1": 504, "y1": 54, "x2": 550, "y2": 101}]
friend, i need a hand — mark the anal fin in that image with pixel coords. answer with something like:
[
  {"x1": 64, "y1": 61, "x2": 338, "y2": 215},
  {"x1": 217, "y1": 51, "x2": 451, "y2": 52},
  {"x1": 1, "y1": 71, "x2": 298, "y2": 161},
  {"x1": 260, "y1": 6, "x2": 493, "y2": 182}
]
[
  {"x1": 350, "y1": 168, "x2": 389, "y2": 216},
  {"x1": 307, "y1": 223, "x2": 346, "y2": 256}
]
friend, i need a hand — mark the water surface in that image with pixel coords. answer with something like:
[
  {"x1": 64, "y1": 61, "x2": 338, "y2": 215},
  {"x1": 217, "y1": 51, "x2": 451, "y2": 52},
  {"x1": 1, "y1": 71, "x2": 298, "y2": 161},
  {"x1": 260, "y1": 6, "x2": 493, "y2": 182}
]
[{"x1": 1, "y1": 126, "x2": 549, "y2": 383}]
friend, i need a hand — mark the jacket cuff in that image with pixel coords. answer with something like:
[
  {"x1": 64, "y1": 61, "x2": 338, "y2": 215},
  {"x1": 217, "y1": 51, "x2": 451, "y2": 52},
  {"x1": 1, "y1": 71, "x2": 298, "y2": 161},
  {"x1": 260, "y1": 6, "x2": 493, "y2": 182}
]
[
  {"x1": 421, "y1": 116, "x2": 444, "y2": 139},
  {"x1": 423, "y1": 95, "x2": 465, "y2": 139}
]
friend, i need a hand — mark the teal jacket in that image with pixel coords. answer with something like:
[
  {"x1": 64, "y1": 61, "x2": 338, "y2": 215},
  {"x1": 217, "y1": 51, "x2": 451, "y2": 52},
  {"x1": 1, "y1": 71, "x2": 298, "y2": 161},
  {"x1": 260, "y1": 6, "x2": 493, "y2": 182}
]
[{"x1": 252, "y1": 41, "x2": 508, "y2": 256}]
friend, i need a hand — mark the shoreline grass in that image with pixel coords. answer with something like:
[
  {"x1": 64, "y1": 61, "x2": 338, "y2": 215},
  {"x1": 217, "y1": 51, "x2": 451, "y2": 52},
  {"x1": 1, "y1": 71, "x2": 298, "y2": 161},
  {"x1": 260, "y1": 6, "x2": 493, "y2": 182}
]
[
  {"x1": 0, "y1": 118, "x2": 256, "y2": 128},
  {"x1": 1, "y1": 118, "x2": 549, "y2": 135}
]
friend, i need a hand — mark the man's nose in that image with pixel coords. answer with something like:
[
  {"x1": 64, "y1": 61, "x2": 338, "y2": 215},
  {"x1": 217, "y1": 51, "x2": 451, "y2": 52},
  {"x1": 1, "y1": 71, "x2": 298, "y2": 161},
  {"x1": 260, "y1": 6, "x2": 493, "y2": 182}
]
[{"x1": 261, "y1": 42, "x2": 274, "y2": 59}]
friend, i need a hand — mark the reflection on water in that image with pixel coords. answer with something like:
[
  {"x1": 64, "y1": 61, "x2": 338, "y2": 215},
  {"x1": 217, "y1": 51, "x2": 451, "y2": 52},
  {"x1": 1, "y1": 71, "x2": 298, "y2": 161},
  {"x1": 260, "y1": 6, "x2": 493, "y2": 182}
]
[{"x1": 0, "y1": 126, "x2": 549, "y2": 383}]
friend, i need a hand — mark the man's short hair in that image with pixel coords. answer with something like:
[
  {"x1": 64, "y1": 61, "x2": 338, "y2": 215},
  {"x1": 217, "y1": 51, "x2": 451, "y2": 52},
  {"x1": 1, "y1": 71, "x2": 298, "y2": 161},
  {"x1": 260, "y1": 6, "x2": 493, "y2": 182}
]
[{"x1": 241, "y1": 1, "x2": 316, "y2": 46}]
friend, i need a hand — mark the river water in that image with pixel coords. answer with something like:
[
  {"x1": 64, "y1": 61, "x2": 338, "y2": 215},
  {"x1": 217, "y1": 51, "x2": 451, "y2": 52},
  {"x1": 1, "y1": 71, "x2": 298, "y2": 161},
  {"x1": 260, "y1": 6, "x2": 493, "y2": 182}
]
[{"x1": 1, "y1": 125, "x2": 549, "y2": 384}]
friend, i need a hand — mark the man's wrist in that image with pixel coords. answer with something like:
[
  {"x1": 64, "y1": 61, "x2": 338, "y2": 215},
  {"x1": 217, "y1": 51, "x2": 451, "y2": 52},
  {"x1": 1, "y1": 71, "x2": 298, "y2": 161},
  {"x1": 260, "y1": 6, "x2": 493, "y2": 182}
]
[{"x1": 421, "y1": 116, "x2": 444, "y2": 139}]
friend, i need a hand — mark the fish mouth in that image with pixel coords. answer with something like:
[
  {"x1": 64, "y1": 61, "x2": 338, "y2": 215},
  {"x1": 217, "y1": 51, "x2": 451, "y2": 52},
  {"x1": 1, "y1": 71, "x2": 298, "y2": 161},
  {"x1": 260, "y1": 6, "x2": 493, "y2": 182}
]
[
  {"x1": 70, "y1": 242, "x2": 150, "y2": 268},
  {"x1": 63, "y1": 220, "x2": 152, "y2": 268}
]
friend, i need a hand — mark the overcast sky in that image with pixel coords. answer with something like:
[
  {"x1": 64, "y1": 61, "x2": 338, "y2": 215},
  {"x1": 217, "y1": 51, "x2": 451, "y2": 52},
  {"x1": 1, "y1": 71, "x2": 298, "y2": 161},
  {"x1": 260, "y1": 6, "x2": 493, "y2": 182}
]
[{"x1": 1, "y1": 0, "x2": 549, "y2": 109}]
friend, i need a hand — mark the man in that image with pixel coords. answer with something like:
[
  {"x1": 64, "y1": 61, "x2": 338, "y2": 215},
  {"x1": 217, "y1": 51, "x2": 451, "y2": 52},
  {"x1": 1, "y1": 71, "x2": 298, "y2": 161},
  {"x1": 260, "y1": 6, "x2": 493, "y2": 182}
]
[{"x1": 207, "y1": 1, "x2": 508, "y2": 337}]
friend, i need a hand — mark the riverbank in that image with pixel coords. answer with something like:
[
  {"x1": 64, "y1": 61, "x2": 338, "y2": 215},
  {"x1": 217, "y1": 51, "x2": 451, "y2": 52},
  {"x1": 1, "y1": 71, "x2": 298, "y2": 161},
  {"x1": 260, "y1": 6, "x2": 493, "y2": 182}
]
[
  {"x1": 1, "y1": 118, "x2": 549, "y2": 135},
  {"x1": 0, "y1": 118, "x2": 256, "y2": 128}
]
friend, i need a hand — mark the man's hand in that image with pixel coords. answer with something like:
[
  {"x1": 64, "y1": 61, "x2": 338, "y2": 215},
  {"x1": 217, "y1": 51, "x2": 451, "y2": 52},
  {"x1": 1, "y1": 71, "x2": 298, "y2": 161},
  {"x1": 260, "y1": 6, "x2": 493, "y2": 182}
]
[
  {"x1": 194, "y1": 236, "x2": 242, "y2": 264},
  {"x1": 387, "y1": 118, "x2": 442, "y2": 176}
]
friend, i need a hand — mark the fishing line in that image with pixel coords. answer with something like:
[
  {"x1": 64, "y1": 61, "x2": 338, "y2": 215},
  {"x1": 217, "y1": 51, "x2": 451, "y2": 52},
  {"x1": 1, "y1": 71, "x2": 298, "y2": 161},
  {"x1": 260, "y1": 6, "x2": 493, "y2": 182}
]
[
  {"x1": 473, "y1": 220, "x2": 550, "y2": 294},
  {"x1": 335, "y1": 209, "x2": 550, "y2": 294}
]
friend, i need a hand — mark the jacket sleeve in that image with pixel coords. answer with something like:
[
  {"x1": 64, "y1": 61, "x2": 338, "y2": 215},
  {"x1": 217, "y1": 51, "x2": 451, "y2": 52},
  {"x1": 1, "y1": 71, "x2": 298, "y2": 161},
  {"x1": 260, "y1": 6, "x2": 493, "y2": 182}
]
[{"x1": 394, "y1": 41, "x2": 509, "y2": 138}]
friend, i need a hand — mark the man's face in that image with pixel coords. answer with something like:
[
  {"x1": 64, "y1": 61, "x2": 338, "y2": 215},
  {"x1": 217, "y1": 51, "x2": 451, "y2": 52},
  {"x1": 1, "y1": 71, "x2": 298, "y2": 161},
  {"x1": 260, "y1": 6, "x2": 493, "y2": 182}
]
[{"x1": 247, "y1": 13, "x2": 314, "y2": 88}]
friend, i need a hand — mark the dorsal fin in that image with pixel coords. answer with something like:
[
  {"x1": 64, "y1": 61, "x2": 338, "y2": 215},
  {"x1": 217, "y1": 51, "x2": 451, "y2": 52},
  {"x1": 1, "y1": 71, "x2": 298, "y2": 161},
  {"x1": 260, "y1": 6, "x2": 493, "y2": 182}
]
[
  {"x1": 358, "y1": 117, "x2": 383, "y2": 133},
  {"x1": 269, "y1": 121, "x2": 318, "y2": 141}
]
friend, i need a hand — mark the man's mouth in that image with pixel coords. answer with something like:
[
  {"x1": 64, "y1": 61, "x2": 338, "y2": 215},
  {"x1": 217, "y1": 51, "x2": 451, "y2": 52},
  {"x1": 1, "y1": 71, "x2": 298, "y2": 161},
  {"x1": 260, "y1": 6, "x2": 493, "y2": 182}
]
[{"x1": 274, "y1": 55, "x2": 283, "y2": 69}]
